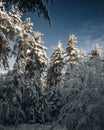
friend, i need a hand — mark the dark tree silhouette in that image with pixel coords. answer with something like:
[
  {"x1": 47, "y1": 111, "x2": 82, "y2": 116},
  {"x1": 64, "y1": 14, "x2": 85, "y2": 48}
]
[{"x1": 3, "y1": 0, "x2": 54, "y2": 25}]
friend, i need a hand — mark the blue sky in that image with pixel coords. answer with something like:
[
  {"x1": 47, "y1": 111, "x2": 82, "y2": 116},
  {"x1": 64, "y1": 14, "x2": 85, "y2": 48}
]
[
  {"x1": 22, "y1": 0, "x2": 104, "y2": 56},
  {"x1": 1, "y1": 0, "x2": 104, "y2": 72}
]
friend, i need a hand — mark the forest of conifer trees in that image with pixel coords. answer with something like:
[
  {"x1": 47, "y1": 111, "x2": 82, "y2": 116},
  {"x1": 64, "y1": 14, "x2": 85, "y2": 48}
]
[{"x1": 0, "y1": 1, "x2": 104, "y2": 130}]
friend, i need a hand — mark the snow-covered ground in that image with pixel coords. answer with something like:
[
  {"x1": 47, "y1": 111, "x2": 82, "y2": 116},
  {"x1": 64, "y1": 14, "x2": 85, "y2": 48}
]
[{"x1": 0, "y1": 124, "x2": 67, "y2": 130}]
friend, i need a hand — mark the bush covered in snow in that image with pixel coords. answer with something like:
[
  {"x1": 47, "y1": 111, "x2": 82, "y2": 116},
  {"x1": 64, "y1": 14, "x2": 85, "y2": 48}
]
[{"x1": 58, "y1": 57, "x2": 104, "y2": 130}]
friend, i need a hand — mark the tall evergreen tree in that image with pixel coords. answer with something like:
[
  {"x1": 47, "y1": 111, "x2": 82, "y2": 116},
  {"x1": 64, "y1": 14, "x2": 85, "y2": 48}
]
[
  {"x1": 0, "y1": 2, "x2": 12, "y2": 69},
  {"x1": 0, "y1": 2, "x2": 50, "y2": 124},
  {"x1": 91, "y1": 43, "x2": 102, "y2": 58},
  {"x1": 65, "y1": 34, "x2": 80, "y2": 68},
  {"x1": 18, "y1": 31, "x2": 49, "y2": 82},
  {"x1": 47, "y1": 41, "x2": 64, "y2": 88},
  {"x1": 46, "y1": 41, "x2": 64, "y2": 122}
]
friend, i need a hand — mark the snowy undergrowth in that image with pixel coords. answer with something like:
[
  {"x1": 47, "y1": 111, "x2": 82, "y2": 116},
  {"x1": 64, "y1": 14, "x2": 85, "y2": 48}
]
[{"x1": 0, "y1": 124, "x2": 67, "y2": 130}]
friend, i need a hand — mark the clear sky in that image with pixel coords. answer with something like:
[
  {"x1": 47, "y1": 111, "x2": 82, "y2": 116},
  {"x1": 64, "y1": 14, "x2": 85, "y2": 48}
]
[{"x1": 22, "y1": 0, "x2": 104, "y2": 56}]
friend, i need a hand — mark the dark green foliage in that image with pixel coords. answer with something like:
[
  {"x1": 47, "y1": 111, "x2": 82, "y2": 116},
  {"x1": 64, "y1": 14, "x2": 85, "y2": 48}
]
[
  {"x1": 22, "y1": 81, "x2": 50, "y2": 124},
  {"x1": 0, "y1": 76, "x2": 25, "y2": 126},
  {"x1": 0, "y1": 71, "x2": 64, "y2": 126},
  {"x1": 46, "y1": 87, "x2": 63, "y2": 122}
]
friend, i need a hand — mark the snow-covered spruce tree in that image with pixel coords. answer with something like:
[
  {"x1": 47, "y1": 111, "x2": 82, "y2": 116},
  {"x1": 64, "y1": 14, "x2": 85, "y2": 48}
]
[
  {"x1": 64, "y1": 34, "x2": 87, "y2": 89},
  {"x1": 0, "y1": 1, "x2": 27, "y2": 70},
  {"x1": 65, "y1": 34, "x2": 87, "y2": 68},
  {"x1": 0, "y1": 2, "x2": 12, "y2": 69},
  {"x1": 58, "y1": 52, "x2": 104, "y2": 130},
  {"x1": 91, "y1": 43, "x2": 102, "y2": 58},
  {"x1": 46, "y1": 41, "x2": 64, "y2": 121},
  {"x1": 47, "y1": 41, "x2": 64, "y2": 88},
  {"x1": 24, "y1": 31, "x2": 49, "y2": 79},
  {"x1": 65, "y1": 34, "x2": 80, "y2": 68},
  {"x1": 0, "y1": 2, "x2": 50, "y2": 125},
  {"x1": 0, "y1": 2, "x2": 25, "y2": 125},
  {"x1": 12, "y1": 16, "x2": 49, "y2": 124},
  {"x1": 0, "y1": 70, "x2": 25, "y2": 125},
  {"x1": 20, "y1": 32, "x2": 50, "y2": 123}
]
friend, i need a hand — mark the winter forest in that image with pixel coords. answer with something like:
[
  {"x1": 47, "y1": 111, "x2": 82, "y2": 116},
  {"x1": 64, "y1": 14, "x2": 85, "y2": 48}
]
[{"x1": 0, "y1": 1, "x2": 104, "y2": 130}]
